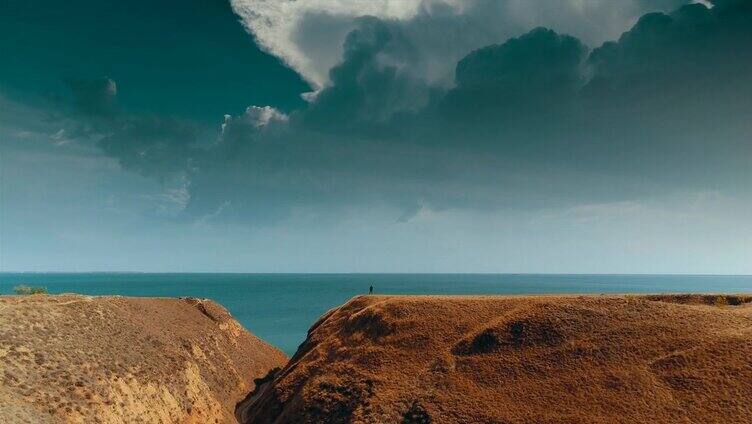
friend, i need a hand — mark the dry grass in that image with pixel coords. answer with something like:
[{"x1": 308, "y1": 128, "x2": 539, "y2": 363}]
[
  {"x1": 0, "y1": 295, "x2": 286, "y2": 424},
  {"x1": 242, "y1": 294, "x2": 752, "y2": 424}
]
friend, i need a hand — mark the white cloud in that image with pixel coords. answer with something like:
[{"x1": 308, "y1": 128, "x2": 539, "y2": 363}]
[
  {"x1": 243, "y1": 105, "x2": 289, "y2": 127},
  {"x1": 51, "y1": 129, "x2": 71, "y2": 146},
  {"x1": 221, "y1": 106, "x2": 287, "y2": 136},
  {"x1": 230, "y1": 0, "x2": 423, "y2": 87},
  {"x1": 231, "y1": 0, "x2": 689, "y2": 87}
]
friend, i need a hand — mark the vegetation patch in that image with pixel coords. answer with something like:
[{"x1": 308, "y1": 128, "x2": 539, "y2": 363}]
[
  {"x1": 402, "y1": 402, "x2": 432, "y2": 424},
  {"x1": 303, "y1": 375, "x2": 375, "y2": 423},
  {"x1": 645, "y1": 294, "x2": 752, "y2": 307},
  {"x1": 13, "y1": 285, "x2": 48, "y2": 295},
  {"x1": 454, "y1": 316, "x2": 565, "y2": 355}
]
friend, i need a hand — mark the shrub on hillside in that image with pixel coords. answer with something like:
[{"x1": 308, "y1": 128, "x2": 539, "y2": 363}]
[
  {"x1": 714, "y1": 295, "x2": 727, "y2": 307},
  {"x1": 13, "y1": 285, "x2": 48, "y2": 295}
]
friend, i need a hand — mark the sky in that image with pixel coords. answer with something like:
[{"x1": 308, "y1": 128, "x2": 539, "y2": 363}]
[{"x1": 1, "y1": 0, "x2": 751, "y2": 273}]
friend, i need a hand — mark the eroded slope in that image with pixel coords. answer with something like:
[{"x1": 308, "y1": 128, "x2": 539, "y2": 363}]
[{"x1": 0, "y1": 295, "x2": 286, "y2": 424}]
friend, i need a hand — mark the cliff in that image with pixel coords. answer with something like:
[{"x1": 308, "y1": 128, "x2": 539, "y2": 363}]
[
  {"x1": 0, "y1": 294, "x2": 286, "y2": 424},
  {"x1": 241, "y1": 294, "x2": 752, "y2": 424}
]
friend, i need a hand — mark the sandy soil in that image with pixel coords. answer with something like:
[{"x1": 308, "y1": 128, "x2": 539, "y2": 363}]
[
  {"x1": 241, "y1": 294, "x2": 752, "y2": 424},
  {"x1": 0, "y1": 295, "x2": 286, "y2": 424}
]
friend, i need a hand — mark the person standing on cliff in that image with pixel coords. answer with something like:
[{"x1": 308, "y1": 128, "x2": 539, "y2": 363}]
[{"x1": 369, "y1": 285, "x2": 373, "y2": 295}]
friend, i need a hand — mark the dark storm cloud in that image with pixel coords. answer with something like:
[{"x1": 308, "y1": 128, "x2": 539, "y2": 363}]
[
  {"x1": 67, "y1": 1, "x2": 752, "y2": 222},
  {"x1": 428, "y1": 0, "x2": 752, "y2": 187},
  {"x1": 454, "y1": 28, "x2": 586, "y2": 95},
  {"x1": 298, "y1": 16, "x2": 437, "y2": 135},
  {"x1": 579, "y1": 0, "x2": 752, "y2": 181},
  {"x1": 585, "y1": 0, "x2": 752, "y2": 114},
  {"x1": 56, "y1": 78, "x2": 201, "y2": 183},
  {"x1": 436, "y1": 27, "x2": 587, "y2": 154}
]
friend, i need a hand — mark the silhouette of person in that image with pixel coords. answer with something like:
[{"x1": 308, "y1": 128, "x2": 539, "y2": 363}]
[{"x1": 369, "y1": 285, "x2": 373, "y2": 295}]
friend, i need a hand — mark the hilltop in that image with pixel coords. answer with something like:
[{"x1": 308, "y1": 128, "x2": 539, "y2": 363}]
[
  {"x1": 0, "y1": 295, "x2": 286, "y2": 423},
  {"x1": 241, "y1": 294, "x2": 752, "y2": 423}
]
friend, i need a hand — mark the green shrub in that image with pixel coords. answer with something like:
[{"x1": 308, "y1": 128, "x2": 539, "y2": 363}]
[{"x1": 13, "y1": 284, "x2": 48, "y2": 295}]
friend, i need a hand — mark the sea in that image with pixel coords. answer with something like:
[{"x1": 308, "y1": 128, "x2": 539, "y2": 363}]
[{"x1": 1, "y1": 273, "x2": 750, "y2": 355}]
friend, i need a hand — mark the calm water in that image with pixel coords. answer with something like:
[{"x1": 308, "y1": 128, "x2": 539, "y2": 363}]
[{"x1": 1, "y1": 273, "x2": 750, "y2": 355}]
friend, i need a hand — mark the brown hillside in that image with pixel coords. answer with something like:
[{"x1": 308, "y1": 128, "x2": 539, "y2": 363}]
[
  {"x1": 241, "y1": 294, "x2": 752, "y2": 424},
  {"x1": 0, "y1": 295, "x2": 286, "y2": 424}
]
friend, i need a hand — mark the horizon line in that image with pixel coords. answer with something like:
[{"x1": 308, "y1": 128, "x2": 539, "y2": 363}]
[{"x1": 1, "y1": 271, "x2": 751, "y2": 277}]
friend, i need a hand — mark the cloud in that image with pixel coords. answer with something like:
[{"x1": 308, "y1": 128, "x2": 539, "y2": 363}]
[
  {"x1": 440, "y1": 27, "x2": 587, "y2": 138},
  {"x1": 64, "y1": 77, "x2": 118, "y2": 117},
  {"x1": 229, "y1": 0, "x2": 423, "y2": 87},
  {"x1": 39, "y1": 0, "x2": 752, "y2": 225},
  {"x1": 96, "y1": 116, "x2": 199, "y2": 181},
  {"x1": 578, "y1": 0, "x2": 752, "y2": 178},
  {"x1": 297, "y1": 16, "x2": 436, "y2": 132},
  {"x1": 231, "y1": 0, "x2": 691, "y2": 88}
]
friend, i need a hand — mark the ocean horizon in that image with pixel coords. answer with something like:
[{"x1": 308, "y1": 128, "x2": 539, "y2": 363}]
[{"x1": 2, "y1": 272, "x2": 751, "y2": 355}]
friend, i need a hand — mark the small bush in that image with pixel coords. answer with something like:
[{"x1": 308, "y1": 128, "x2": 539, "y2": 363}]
[
  {"x1": 13, "y1": 285, "x2": 48, "y2": 295},
  {"x1": 714, "y1": 295, "x2": 727, "y2": 307}
]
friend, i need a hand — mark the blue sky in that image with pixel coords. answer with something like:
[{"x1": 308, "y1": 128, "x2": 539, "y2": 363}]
[
  {"x1": 1, "y1": 0, "x2": 309, "y2": 119},
  {"x1": 1, "y1": 0, "x2": 751, "y2": 273}
]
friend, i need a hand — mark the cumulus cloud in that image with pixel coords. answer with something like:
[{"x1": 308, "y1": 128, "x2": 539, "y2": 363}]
[
  {"x1": 230, "y1": 0, "x2": 423, "y2": 87},
  {"x1": 231, "y1": 0, "x2": 692, "y2": 88},
  {"x1": 50, "y1": 0, "x2": 752, "y2": 224},
  {"x1": 221, "y1": 106, "x2": 288, "y2": 138}
]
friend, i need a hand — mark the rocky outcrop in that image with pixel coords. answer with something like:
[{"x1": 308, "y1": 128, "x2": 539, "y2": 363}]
[
  {"x1": 241, "y1": 294, "x2": 752, "y2": 424},
  {"x1": 0, "y1": 295, "x2": 286, "y2": 423}
]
